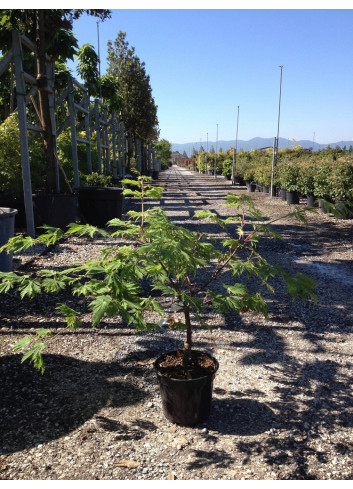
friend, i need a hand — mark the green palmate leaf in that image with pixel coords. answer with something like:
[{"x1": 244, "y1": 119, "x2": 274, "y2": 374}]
[
  {"x1": 0, "y1": 272, "x2": 24, "y2": 293},
  {"x1": 65, "y1": 222, "x2": 110, "y2": 238},
  {"x1": 145, "y1": 187, "x2": 163, "y2": 200},
  {"x1": 240, "y1": 292, "x2": 269, "y2": 319},
  {"x1": 193, "y1": 210, "x2": 226, "y2": 228},
  {"x1": 18, "y1": 278, "x2": 42, "y2": 299},
  {"x1": 36, "y1": 226, "x2": 65, "y2": 246},
  {"x1": 123, "y1": 189, "x2": 141, "y2": 198},
  {"x1": 222, "y1": 238, "x2": 241, "y2": 249},
  {"x1": 21, "y1": 341, "x2": 47, "y2": 374},
  {"x1": 107, "y1": 218, "x2": 127, "y2": 227},
  {"x1": 57, "y1": 304, "x2": 82, "y2": 329},
  {"x1": 42, "y1": 277, "x2": 67, "y2": 293},
  {"x1": 122, "y1": 178, "x2": 141, "y2": 187},
  {"x1": 35, "y1": 328, "x2": 53, "y2": 338},
  {"x1": 282, "y1": 271, "x2": 317, "y2": 304},
  {"x1": 13, "y1": 336, "x2": 32, "y2": 352},
  {"x1": 90, "y1": 295, "x2": 116, "y2": 326},
  {"x1": 0, "y1": 235, "x2": 37, "y2": 254}
]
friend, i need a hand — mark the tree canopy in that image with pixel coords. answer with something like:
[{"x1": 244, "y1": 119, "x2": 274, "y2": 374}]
[{"x1": 107, "y1": 31, "x2": 159, "y2": 143}]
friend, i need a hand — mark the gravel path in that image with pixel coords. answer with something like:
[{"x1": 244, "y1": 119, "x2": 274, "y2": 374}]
[{"x1": 1, "y1": 165, "x2": 353, "y2": 480}]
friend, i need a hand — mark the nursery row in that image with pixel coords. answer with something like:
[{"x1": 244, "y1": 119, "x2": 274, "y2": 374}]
[{"x1": 179, "y1": 147, "x2": 353, "y2": 206}]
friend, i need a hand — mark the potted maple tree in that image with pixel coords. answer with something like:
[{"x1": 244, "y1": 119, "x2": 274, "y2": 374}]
[{"x1": 0, "y1": 176, "x2": 317, "y2": 426}]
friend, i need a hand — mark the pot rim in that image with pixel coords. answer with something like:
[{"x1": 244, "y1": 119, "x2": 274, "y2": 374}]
[
  {"x1": 0, "y1": 207, "x2": 18, "y2": 219},
  {"x1": 154, "y1": 349, "x2": 219, "y2": 382}
]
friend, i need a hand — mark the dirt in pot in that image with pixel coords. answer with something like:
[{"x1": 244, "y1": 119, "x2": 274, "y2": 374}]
[{"x1": 156, "y1": 350, "x2": 217, "y2": 380}]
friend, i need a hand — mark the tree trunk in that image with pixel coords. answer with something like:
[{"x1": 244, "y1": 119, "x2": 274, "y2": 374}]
[{"x1": 36, "y1": 9, "x2": 57, "y2": 192}]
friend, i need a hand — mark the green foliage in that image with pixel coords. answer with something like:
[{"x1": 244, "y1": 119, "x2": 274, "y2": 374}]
[
  {"x1": 80, "y1": 172, "x2": 113, "y2": 188},
  {"x1": 221, "y1": 158, "x2": 233, "y2": 178},
  {"x1": 100, "y1": 74, "x2": 124, "y2": 114},
  {"x1": 154, "y1": 139, "x2": 172, "y2": 169},
  {"x1": 76, "y1": 43, "x2": 99, "y2": 96},
  {"x1": 0, "y1": 175, "x2": 318, "y2": 372},
  {"x1": 107, "y1": 31, "x2": 159, "y2": 143},
  {"x1": 0, "y1": 114, "x2": 45, "y2": 196}
]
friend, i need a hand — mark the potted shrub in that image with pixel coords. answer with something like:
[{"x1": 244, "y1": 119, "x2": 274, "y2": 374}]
[
  {"x1": 297, "y1": 160, "x2": 317, "y2": 207},
  {"x1": 244, "y1": 168, "x2": 257, "y2": 192},
  {"x1": 254, "y1": 164, "x2": 272, "y2": 193},
  {"x1": 328, "y1": 158, "x2": 353, "y2": 218},
  {"x1": 76, "y1": 172, "x2": 124, "y2": 227},
  {"x1": 0, "y1": 176, "x2": 317, "y2": 426},
  {"x1": 278, "y1": 161, "x2": 300, "y2": 205},
  {"x1": 313, "y1": 159, "x2": 334, "y2": 213}
]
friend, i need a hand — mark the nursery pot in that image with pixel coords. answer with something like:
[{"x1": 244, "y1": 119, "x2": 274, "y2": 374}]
[
  {"x1": 334, "y1": 200, "x2": 353, "y2": 219},
  {"x1": 154, "y1": 350, "x2": 219, "y2": 426},
  {"x1": 245, "y1": 181, "x2": 256, "y2": 192},
  {"x1": 77, "y1": 187, "x2": 123, "y2": 227},
  {"x1": 286, "y1": 190, "x2": 299, "y2": 205},
  {"x1": 279, "y1": 189, "x2": 287, "y2": 201},
  {"x1": 306, "y1": 193, "x2": 317, "y2": 207},
  {"x1": 32, "y1": 193, "x2": 78, "y2": 231},
  {"x1": 0, "y1": 207, "x2": 18, "y2": 272},
  {"x1": 318, "y1": 196, "x2": 332, "y2": 214}
]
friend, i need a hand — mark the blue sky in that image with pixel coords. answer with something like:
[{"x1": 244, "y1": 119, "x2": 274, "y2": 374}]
[{"x1": 65, "y1": 6, "x2": 353, "y2": 145}]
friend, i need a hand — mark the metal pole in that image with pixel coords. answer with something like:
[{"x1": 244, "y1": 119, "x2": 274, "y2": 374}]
[
  {"x1": 275, "y1": 65, "x2": 283, "y2": 159},
  {"x1": 270, "y1": 136, "x2": 277, "y2": 198},
  {"x1": 271, "y1": 65, "x2": 283, "y2": 196},
  {"x1": 214, "y1": 124, "x2": 218, "y2": 178},
  {"x1": 232, "y1": 105, "x2": 239, "y2": 186},
  {"x1": 97, "y1": 21, "x2": 102, "y2": 100},
  {"x1": 205, "y1": 132, "x2": 208, "y2": 174}
]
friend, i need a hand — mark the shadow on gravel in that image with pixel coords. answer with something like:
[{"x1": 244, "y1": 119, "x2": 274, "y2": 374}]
[
  {"x1": 208, "y1": 398, "x2": 275, "y2": 436},
  {"x1": 0, "y1": 354, "x2": 147, "y2": 455}
]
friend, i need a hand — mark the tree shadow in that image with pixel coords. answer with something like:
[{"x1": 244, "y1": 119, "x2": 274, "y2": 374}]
[
  {"x1": 208, "y1": 398, "x2": 275, "y2": 436},
  {"x1": 0, "y1": 354, "x2": 148, "y2": 455}
]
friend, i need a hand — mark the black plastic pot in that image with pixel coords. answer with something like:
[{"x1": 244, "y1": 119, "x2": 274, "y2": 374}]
[
  {"x1": 318, "y1": 196, "x2": 332, "y2": 214},
  {"x1": 77, "y1": 187, "x2": 123, "y2": 227},
  {"x1": 154, "y1": 350, "x2": 219, "y2": 426},
  {"x1": 286, "y1": 190, "x2": 299, "y2": 205},
  {"x1": 0, "y1": 207, "x2": 18, "y2": 272},
  {"x1": 32, "y1": 193, "x2": 78, "y2": 231},
  {"x1": 279, "y1": 189, "x2": 287, "y2": 201},
  {"x1": 262, "y1": 185, "x2": 270, "y2": 194},
  {"x1": 334, "y1": 200, "x2": 353, "y2": 219},
  {"x1": 0, "y1": 195, "x2": 26, "y2": 229},
  {"x1": 306, "y1": 193, "x2": 317, "y2": 207},
  {"x1": 246, "y1": 181, "x2": 256, "y2": 192}
]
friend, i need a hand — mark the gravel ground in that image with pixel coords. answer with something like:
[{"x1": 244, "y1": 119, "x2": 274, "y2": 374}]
[{"x1": 1, "y1": 165, "x2": 353, "y2": 480}]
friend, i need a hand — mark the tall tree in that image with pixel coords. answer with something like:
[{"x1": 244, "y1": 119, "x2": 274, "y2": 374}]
[
  {"x1": 0, "y1": 9, "x2": 111, "y2": 192},
  {"x1": 107, "y1": 31, "x2": 159, "y2": 144}
]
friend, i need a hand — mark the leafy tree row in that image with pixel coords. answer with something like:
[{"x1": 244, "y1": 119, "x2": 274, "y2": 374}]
[{"x1": 0, "y1": 9, "x2": 168, "y2": 196}]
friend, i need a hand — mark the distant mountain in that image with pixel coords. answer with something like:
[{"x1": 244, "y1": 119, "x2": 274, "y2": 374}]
[{"x1": 172, "y1": 137, "x2": 353, "y2": 157}]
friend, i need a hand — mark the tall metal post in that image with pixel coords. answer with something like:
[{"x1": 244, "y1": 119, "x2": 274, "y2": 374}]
[
  {"x1": 214, "y1": 124, "x2": 218, "y2": 178},
  {"x1": 271, "y1": 65, "x2": 283, "y2": 197},
  {"x1": 232, "y1": 105, "x2": 240, "y2": 186},
  {"x1": 270, "y1": 136, "x2": 277, "y2": 198},
  {"x1": 205, "y1": 132, "x2": 208, "y2": 174}
]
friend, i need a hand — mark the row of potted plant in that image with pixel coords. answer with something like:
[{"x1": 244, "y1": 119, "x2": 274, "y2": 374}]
[{"x1": 242, "y1": 155, "x2": 353, "y2": 215}]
